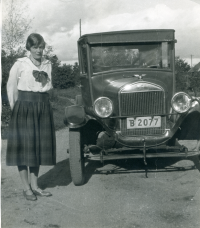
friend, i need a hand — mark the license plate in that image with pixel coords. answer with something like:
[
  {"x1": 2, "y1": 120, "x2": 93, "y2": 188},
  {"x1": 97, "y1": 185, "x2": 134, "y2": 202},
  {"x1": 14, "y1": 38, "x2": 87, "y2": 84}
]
[{"x1": 127, "y1": 116, "x2": 161, "y2": 129}]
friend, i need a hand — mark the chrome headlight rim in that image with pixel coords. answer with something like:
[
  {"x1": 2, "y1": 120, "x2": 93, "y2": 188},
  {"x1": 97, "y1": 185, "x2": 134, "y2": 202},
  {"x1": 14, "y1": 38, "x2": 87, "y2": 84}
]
[
  {"x1": 171, "y1": 92, "x2": 192, "y2": 114},
  {"x1": 94, "y1": 97, "x2": 113, "y2": 118}
]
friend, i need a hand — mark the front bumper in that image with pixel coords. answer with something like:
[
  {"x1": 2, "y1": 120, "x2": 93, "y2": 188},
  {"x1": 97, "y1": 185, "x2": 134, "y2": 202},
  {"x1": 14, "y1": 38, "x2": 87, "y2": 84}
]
[
  {"x1": 86, "y1": 150, "x2": 200, "y2": 161},
  {"x1": 115, "y1": 130, "x2": 172, "y2": 148},
  {"x1": 85, "y1": 146, "x2": 200, "y2": 174}
]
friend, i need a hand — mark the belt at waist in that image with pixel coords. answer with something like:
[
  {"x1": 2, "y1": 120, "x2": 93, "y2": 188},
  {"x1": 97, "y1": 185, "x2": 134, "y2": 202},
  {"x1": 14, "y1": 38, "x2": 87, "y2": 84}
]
[{"x1": 18, "y1": 90, "x2": 49, "y2": 102}]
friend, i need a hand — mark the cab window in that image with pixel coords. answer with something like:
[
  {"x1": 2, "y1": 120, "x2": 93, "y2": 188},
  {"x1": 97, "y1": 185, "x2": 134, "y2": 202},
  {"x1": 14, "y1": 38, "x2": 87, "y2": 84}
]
[{"x1": 91, "y1": 42, "x2": 171, "y2": 74}]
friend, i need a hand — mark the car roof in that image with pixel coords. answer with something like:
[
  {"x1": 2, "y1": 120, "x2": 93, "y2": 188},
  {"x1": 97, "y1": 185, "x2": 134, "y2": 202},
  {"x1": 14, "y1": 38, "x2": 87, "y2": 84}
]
[{"x1": 78, "y1": 29, "x2": 175, "y2": 44}]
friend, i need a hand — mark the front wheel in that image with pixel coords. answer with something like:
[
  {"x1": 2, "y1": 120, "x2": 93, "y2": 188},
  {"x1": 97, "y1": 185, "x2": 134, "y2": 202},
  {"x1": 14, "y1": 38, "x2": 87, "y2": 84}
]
[{"x1": 69, "y1": 128, "x2": 85, "y2": 186}]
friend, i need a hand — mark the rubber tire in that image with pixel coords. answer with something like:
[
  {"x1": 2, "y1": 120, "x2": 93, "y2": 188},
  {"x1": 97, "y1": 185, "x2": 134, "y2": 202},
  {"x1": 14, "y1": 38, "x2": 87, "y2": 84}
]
[{"x1": 69, "y1": 128, "x2": 85, "y2": 186}]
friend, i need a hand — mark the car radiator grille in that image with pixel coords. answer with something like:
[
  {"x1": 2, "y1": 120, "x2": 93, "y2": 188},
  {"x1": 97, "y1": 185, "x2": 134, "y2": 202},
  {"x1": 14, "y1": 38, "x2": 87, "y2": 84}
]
[{"x1": 120, "y1": 91, "x2": 166, "y2": 136}]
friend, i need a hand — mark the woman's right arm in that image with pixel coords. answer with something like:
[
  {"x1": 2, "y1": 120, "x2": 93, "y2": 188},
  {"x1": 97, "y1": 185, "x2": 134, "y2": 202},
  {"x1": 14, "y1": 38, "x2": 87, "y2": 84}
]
[{"x1": 7, "y1": 61, "x2": 20, "y2": 110}]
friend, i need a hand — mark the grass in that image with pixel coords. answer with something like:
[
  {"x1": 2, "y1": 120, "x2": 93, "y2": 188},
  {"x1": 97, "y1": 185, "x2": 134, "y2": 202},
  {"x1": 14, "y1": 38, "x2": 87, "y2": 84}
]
[
  {"x1": 53, "y1": 87, "x2": 81, "y2": 99},
  {"x1": 49, "y1": 87, "x2": 81, "y2": 131}
]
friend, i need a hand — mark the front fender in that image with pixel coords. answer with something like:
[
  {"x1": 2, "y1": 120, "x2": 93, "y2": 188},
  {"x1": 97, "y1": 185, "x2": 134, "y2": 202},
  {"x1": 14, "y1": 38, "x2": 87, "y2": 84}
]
[
  {"x1": 174, "y1": 98, "x2": 200, "y2": 140},
  {"x1": 190, "y1": 97, "x2": 200, "y2": 113},
  {"x1": 64, "y1": 105, "x2": 87, "y2": 128}
]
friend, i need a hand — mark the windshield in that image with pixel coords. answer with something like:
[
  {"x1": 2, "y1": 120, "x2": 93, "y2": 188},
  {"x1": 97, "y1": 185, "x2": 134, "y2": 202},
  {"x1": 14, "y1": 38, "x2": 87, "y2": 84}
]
[{"x1": 91, "y1": 42, "x2": 171, "y2": 73}]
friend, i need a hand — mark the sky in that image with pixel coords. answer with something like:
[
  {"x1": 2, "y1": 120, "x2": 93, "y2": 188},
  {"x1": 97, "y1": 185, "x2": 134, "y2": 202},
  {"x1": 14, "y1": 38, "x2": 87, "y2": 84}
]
[{"x1": 3, "y1": 0, "x2": 200, "y2": 66}]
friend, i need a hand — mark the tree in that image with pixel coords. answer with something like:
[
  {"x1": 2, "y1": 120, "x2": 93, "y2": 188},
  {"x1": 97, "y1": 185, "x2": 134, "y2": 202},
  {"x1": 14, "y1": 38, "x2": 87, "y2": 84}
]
[
  {"x1": 175, "y1": 56, "x2": 191, "y2": 73},
  {"x1": 188, "y1": 71, "x2": 200, "y2": 97},
  {"x1": 175, "y1": 56, "x2": 191, "y2": 92},
  {"x1": 175, "y1": 57, "x2": 200, "y2": 96},
  {"x1": 1, "y1": 0, "x2": 32, "y2": 105},
  {"x1": 42, "y1": 45, "x2": 80, "y2": 88},
  {"x1": 2, "y1": 0, "x2": 32, "y2": 55},
  {"x1": 72, "y1": 62, "x2": 80, "y2": 85},
  {"x1": 1, "y1": 48, "x2": 27, "y2": 97},
  {"x1": 43, "y1": 45, "x2": 61, "y2": 68}
]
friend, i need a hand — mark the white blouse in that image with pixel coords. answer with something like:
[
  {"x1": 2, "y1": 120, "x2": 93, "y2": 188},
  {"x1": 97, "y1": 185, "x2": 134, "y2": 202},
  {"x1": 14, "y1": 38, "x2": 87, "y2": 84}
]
[{"x1": 7, "y1": 57, "x2": 53, "y2": 109}]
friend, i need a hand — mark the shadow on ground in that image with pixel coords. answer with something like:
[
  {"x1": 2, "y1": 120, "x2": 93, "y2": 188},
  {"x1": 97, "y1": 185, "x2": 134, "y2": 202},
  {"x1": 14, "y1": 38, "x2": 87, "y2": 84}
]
[
  {"x1": 38, "y1": 157, "x2": 198, "y2": 187},
  {"x1": 85, "y1": 157, "x2": 197, "y2": 177},
  {"x1": 38, "y1": 159, "x2": 72, "y2": 189}
]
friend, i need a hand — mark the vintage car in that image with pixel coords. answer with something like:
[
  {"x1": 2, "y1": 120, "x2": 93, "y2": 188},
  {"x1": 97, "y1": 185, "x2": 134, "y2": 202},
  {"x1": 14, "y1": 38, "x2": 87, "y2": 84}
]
[{"x1": 64, "y1": 29, "x2": 200, "y2": 185}]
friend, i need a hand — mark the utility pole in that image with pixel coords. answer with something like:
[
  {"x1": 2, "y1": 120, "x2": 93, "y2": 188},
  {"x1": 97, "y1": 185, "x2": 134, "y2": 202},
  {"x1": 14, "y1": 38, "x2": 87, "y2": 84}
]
[{"x1": 79, "y1": 19, "x2": 81, "y2": 37}]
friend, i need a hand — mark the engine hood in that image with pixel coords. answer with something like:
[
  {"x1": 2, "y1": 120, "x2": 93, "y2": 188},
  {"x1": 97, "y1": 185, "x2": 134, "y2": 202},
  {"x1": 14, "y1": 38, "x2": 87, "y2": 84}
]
[
  {"x1": 105, "y1": 77, "x2": 167, "y2": 95},
  {"x1": 91, "y1": 70, "x2": 173, "y2": 115}
]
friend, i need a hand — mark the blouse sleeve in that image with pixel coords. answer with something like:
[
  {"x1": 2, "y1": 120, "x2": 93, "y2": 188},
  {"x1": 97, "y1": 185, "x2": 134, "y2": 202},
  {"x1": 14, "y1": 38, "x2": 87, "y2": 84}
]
[{"x1": 7, "y1": 61, "x2": 20, "y2": 110}]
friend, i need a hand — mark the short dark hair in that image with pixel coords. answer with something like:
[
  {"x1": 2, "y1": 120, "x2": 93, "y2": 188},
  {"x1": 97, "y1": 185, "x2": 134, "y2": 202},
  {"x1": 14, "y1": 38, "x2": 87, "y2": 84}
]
[{"x1": 26, "y1": 33, "x2": 46, "y2": 51}]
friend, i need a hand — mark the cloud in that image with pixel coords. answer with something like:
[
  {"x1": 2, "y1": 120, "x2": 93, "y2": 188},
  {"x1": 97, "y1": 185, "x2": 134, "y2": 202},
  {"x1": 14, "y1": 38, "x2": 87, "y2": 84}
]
[
  {"x1": 190, "y1": 0, "x2": 200, "y2": 4},
  {"x1": 49, "y1": 24, "x2": 80, "y2": 61},
  {"x1": 26, "y1": 0, "x2": 200, "y2": 62},
  {"x1": 81, "y1": 5, "x2": 177, "y2": 33},
  {"x1": 29, "y1": 0, "x2": 86, "y2": 34}
]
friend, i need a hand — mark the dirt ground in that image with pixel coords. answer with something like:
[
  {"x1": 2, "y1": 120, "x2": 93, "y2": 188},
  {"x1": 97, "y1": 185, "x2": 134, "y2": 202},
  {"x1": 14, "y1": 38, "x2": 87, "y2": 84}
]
[{"x1": 1, "y1": 128, "x2": 200, "y2": 228}]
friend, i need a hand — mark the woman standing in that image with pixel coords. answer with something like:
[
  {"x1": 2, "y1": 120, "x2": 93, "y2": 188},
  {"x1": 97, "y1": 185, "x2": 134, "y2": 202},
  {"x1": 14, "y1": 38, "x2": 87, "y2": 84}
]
[{"x1": 6, "y1": 33, "x2": 56, "y2": 201}]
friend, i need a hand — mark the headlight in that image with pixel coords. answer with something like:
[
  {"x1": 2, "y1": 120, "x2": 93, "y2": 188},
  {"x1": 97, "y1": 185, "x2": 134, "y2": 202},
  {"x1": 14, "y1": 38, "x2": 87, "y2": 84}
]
[
  {"x1": 94, "y1": 97, "x2": 113, "y2": 118},
  {"x1": 171, "y1": 92, "x2": 192, "y2": 113}
]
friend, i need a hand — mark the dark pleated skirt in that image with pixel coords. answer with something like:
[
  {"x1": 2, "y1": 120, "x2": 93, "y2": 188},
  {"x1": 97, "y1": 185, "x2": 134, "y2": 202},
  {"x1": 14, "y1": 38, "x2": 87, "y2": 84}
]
[{"x1": 6, "y1": 90, "x2": 56, "y2": 167}]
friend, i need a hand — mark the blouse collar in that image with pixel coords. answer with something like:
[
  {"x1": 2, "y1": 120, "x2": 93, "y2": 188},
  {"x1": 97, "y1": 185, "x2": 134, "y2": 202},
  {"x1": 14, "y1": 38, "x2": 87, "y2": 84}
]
[{"x1": 17, "y1": 56, "x2": 51, "y2": 65}]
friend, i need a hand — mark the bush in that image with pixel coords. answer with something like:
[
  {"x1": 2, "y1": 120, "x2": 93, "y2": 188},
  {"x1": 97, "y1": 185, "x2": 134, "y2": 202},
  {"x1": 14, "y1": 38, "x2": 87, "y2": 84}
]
[
  {"x1": 52, "y1": 62, "x2": 80, "y2": 89},
  {"x1": 175, "y1": 57, "x2": 191, "y2": 92},
  {"x1": 1, "y1": 48, "x2": 27, "y2": 104},
  {"x1": 188, "y1": 72, "x2": 200, "y2": 96},
  {"x1": 1, "y1": 104, "x2": 12, "y2": 139}
]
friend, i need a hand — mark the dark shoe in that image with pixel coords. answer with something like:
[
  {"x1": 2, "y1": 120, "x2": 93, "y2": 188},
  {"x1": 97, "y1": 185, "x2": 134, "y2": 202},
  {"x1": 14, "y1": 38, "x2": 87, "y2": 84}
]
[
  {"x1": 32, "y1": 188, "x2": 52, "y2": 197},
  {"x1": 23, "y1": 189, "x2": 37, "y2": 201}
]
